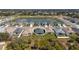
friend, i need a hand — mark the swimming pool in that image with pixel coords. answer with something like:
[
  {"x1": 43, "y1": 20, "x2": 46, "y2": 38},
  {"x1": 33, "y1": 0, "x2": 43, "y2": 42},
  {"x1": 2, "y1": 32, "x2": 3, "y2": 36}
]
[{"x1": 34, "y1": 28, "x2": 46, "y2": 35}]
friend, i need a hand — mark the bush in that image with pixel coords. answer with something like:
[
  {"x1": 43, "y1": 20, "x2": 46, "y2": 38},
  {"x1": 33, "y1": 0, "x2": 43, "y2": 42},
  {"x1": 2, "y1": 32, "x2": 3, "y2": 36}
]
[
  {"x1": 0, "y1": 33, "x2": 10, "y2": 42},
  {"x1": 7, "y1": 33, "x2": 57, "y2": 50}
]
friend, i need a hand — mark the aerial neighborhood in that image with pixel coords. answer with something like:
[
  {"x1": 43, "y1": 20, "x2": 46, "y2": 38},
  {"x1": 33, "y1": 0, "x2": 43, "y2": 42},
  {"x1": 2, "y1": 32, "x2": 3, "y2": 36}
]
[{"x1": 0, "y1": 9, "x2": 79, "y2": 50}]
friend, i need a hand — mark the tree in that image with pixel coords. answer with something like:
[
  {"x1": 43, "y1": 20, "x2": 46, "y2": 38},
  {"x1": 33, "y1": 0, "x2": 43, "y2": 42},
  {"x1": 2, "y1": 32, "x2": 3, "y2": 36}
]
[
  {"x1": 7, "y1": 38, "x2": 29, "y2": 50},
  {"x1": 0, "y1": 33, "x2": 10, "y2": 42},
  {"x1": 54, "y1": 42, "x2": 65, "y2": 50},
  {"x1": 70, "y1": 33, "x2": 78, "y2": 41},
  {"x1": 7, "y1": 33, "x2": 57, "y2": 50}
]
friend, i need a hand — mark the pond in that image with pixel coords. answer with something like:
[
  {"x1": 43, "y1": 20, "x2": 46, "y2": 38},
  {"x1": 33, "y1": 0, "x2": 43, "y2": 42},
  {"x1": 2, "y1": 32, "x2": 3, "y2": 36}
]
[{"x1": 15, "y1": 18, "x2": 64, "y2": 26}]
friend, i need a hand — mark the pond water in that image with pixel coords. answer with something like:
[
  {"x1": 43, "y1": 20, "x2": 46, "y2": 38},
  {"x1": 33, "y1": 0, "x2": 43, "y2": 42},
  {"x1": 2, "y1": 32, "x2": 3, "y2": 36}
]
[{"x1": 15, "y1": 18, "x2": 64, "y2": 26}]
